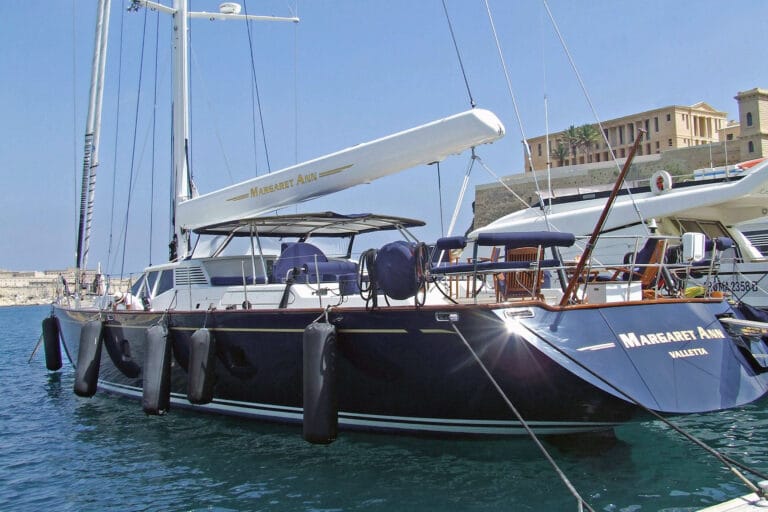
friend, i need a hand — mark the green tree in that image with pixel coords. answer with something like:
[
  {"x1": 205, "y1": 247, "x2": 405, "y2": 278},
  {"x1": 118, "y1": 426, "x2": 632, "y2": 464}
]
[
  {"x1": 564, "y1": 125, "x2": 580, "y2": 160},
  {"x1": 577, "y1": 123, "x2": 600, "y2": 163},
  {"x1": 551, "y1": 142, "x2": 570, "y2": 167}
]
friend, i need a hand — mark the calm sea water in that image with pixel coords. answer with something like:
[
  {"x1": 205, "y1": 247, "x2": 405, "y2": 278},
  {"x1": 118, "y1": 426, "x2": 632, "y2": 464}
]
[{"x1": 2, "y1": 305, "x2": 768, "y2": 512}]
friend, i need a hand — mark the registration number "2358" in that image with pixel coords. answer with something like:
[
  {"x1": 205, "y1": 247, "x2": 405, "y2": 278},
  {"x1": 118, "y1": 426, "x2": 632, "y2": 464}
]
[{"x1": 707, "y1": 281, "x2": 759, "y2": 293}]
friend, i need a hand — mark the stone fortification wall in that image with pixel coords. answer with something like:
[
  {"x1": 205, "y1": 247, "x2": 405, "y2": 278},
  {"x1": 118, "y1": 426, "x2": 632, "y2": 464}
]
[
  {"x1": 0, "y1": 269, "x2": 129, "y2": 307},
  {"x1": 474, "y1": 143, "x2": 743, "y2": 229},
  {"x1": 0, "y1": 281, "x2": 58, "y2": 307}
]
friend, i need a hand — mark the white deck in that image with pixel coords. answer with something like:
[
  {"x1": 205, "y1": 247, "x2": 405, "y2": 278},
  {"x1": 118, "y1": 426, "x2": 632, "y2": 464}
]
[{"x1": 699, "y1": 493, "x2": 768, "y2": 511}]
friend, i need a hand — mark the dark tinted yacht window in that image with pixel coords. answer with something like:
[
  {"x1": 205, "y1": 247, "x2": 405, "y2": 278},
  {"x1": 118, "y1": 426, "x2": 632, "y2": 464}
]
[{"x1": 156, "y1": 270, "x2": 174, "y2": 295}]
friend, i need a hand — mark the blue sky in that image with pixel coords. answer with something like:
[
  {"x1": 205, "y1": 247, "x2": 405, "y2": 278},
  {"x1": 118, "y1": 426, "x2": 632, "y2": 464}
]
[{"x1": 2, "y1": 0, "x2": 767, "y2": 276}]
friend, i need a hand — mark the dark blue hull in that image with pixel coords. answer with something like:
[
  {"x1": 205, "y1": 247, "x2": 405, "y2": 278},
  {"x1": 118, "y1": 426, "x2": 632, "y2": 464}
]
[{"x1": 53, "y1": 299, "x2": 768, "y2": 436}]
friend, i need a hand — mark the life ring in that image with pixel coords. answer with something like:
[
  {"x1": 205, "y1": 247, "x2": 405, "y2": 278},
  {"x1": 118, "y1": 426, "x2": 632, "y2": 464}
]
[{"x1": 650, "y1": 170, "x2": 672, "y2": 195}]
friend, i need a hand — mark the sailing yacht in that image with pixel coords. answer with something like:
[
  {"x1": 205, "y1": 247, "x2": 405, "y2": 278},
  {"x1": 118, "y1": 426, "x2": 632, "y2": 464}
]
[{"x1": 43, "y1": 0, "x2": 768, "y2": 443}]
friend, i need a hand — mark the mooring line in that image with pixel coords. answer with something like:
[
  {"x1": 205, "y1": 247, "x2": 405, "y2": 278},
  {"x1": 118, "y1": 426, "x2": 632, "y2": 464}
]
[
  {"x1": 28, "y1": 333, "x2": 44, "y2": 363},
  {"x1": 515, "y1": 319, "x2": 767, "y2": 494},
  {"x1": 450, "y1": 321, "x2": 594, "y2": 512}
]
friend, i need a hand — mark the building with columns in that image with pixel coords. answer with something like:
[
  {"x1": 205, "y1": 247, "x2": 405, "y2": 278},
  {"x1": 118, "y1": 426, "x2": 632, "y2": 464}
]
[
  {"x1": 522, "y1": 88, "x2": 768, "y2": 172},
  {"x1": 474, "y1": 87, "x2": 768, "y2": 230}
]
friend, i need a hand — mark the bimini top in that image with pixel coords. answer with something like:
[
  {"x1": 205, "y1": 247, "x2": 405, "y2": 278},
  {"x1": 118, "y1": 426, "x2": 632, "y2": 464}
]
[{"x1": 193, "y1": 212, "x2": 426, "y2": 238}]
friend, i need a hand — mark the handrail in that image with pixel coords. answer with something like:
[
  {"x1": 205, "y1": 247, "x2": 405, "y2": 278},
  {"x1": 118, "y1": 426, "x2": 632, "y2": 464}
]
[{"x1": 428, "y1": 229, "x2": 730, "y2": 303}]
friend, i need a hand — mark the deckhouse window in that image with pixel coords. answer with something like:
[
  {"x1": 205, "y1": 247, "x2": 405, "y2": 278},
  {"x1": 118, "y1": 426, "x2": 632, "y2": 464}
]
[
  {"x1": 146, "y1": 271, "x2": 160, "y2": 295},
  {"x1": 156, "y1": 270, "x2": 174, "y2": 295},
  {"x1": 676, "y1": 219, "x2": 729, "y2": 240},
  {"x1": 130, "y1": 274, "x2": 147, "y2": 297}
]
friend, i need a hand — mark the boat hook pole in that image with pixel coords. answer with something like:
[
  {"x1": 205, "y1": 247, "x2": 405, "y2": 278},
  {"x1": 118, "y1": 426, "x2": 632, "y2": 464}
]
[{"x1": 559, "y1": 130, "x2": 645, "y2": 306}]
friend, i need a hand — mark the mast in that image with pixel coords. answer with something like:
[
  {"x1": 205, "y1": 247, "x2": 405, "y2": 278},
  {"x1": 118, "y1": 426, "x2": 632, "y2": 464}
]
[
  {"x1": 132, "y1": 0, "x2": 298, "y2": 261},
  {"x1": 75, "y1": 0, "x2": 111, "y2": 292},
  {"x1": 170, "y1": 0, "x2": 191, "y2": 261}
]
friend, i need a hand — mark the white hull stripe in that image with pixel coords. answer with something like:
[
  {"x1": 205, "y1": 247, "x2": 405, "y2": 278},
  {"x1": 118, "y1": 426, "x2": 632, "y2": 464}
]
[
  {"x1": 577, "y1": 342, "x2": 617, "y2": 352},
  {"x1": 97, "y1": 381, "x2": 618, "y2": 435}
]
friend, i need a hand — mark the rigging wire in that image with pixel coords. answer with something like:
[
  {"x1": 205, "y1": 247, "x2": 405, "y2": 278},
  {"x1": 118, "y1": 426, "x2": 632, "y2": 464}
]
[
  {"x1": 244, "y1": 3, "x2": 260, "y2": 175},
  {"x1": 293, "y1": 1, "x2": 299, "y2": 165},
  {"x1": 107, "y1": 3, "x2": 127, "y2": 276},
  {"x1": 243, "y1": 0, "x2": 272, "y2": 173},
  {"x1": 188, "y1": 48, "x2": 235, "y2": 184},
  {"x1": 538, "y1": 5, "x2": 554, "y2": 214},
  {"x1": 436, "y1": 162, "x2": 445, "y2": 236},
  {"x1": 468, "y1": 0, "x2": 554, "y2": 221},
  {"x1": 445, "y1": 151, "x2": 476, "y2": 237},
  {"x1": 71, "y1": 0, "x2": 79, "y2": 245},
  {"x1": 544, "y1": 93, "x2": 553, "y2": 211},
  {"x1": 541, "y1": 0, "x2": 647, "y2": 234},
  {"x1": 119, "y1": 7, "x2": 149, "y2": 278},
  {"x1": 249, "y1": 83, "x2": 259, "y2": 173},
  {"x1": 439, "y1": 1, "x2": 475, "y2": 239},
  {"x1": 482, "y1": 1, "x2": 549, "y2": 221},
  {"x1": 475, "y1": 155, "x2": 531, "y2": 209},
  {"x1": 108, "y1": 70, "x2": 164, "y2": 275},
  {"x1": 440, "y1": 0, "x2": 476, "y2": 109}
]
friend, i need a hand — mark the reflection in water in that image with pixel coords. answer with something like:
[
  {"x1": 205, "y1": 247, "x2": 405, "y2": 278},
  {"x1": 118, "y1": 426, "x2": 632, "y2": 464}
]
[{"x1": 44, "y1": 372, "x2": 62, "y2": 400}]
